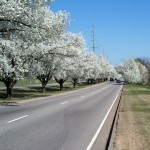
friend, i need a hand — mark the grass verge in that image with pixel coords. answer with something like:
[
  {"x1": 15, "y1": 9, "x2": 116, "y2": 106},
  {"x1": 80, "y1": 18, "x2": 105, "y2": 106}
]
[
  {"x1": 125, "y1": 84, "x2": 150, "y2": 149},
  {"x1": 0, "y1": 79, "x2": 55, "y2": 87},
  {"x1": 127, "y1": 84, "x2": 150, "y2": 148},
  {"x1": 114, "y1": 84, "x2": 150, "y2": 150},
  {"x1": 0, "y1": 82, "x2": 97, "y2": 104}
]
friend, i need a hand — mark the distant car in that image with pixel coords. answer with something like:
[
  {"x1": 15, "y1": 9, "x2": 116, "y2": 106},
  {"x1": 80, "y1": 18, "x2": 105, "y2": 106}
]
[
  {"x1": 116, "y1": 80, "x2": 121, "y2": 83},
  {"x1": 110, "y1": 78, "x2": 114, "y2": 81}
]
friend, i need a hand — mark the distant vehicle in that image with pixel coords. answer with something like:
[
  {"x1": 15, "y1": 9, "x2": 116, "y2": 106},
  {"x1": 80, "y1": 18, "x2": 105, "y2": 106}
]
[
  {"x1": 110, "y1": 78, "x2": 114, "y2": 81},
  {"x1": 116, "y1": 80, "x2": 121, "y2": 83}
]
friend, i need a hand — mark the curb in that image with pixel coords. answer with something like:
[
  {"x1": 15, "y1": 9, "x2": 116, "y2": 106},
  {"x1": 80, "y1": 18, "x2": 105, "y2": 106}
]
[
  {"x1": 91, "y1": 86, "x2": 123, "y2": 150},
  {"x1": 106, "y1": 87, "x2": 123, "y2": 150}
]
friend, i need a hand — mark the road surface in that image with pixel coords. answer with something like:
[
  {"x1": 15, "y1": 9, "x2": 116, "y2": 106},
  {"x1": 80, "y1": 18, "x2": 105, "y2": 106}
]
[{"x1": 0, "y1": 82, "x2": 122, "y2": 150}]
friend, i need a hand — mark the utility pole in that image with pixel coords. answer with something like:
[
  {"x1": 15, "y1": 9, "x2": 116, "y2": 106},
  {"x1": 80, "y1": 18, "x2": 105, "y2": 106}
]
[{"x1": 91, "y1": 25, "x2": 97, "y2": 53}]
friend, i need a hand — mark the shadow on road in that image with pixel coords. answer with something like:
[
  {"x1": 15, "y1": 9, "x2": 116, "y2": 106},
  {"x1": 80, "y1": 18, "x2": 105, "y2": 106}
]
[
  {"x1": 113, "y1": 83, "x2": 123, "y2": 85},
  {"x1": 1, "y1": 102, "x2": 19, "y2": 106}
]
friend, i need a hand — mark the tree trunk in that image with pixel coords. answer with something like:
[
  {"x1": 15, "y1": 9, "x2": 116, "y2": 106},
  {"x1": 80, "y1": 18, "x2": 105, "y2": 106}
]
[
  {"x1": 6, "y1": 85, "x2": 12, "y2": 98},
  {"x1": 87, "y1": 79, "x2": 90, "y2": 84},
  {"x1": 72, "y1": 78, "x2": 78, "y2": 88},
  {"x1": 73, "y1": 82, "x2": 76, "y2": 88},
  {"x1": 37, "y1": 74, "x2": 52, "y2": 92},
  {"x1": 4, "y1": 80, "x2": 17, "y2": 99},
  {"x1": 42, "y1": 83, "x2": 46, "y2": 92},
  {"x1": 54, "y1": 78, "x2": 65, "y2": 91},
  {"x1": 60, "y1": 83, "x2": 63, "y2": 91}
]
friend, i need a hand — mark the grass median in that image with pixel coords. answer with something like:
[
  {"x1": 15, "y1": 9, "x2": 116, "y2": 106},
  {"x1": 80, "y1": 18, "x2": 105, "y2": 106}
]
[
  {"x1": 0, "y1": 82, "x2": 97, "y2": 104},
  {"x1": 114, "y1": 84, "x2": 150, "y2": 149},
  {"x1": 128, "y1": 84, "x2": 150, "y2": 148},
  {"x1": 0, "y1": 79, "x2": 56, "y2": 87}
]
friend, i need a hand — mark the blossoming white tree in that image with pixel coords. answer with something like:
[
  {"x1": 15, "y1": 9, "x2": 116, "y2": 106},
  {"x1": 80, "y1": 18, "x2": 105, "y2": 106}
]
[
  {"x1": 136, "y1": 58, "x2": 150, "y2": 83},
  {"x1": 0, "y1": 0, "x2": 69, "y2": 97},
  {"x1": 0, "y1": 40, "x2": 29, "y2": 97},
  {"x1": 98, "y1": 55, "x2": 117, "y2": 81},
  {"x1": 31, "y1": 32, "x2": 86, "y2": 91},
  {"x1": 68, "y1": 54, "x2": 85, "y2": 88},
  {"x1": 118, "y1": 58, "x2": 149, "y2": 84},
  {"x1": 65, "y1": 33, "x2": 86, "y2": 88},
  {"x1": 83, "y1": 53, "x2": 101, "y2": 83},
  {"x1": 136, "y1": 61, "x2": 149, "y2": 84},
  {"x1": 53, "y1": 33, "x2": 86, "y2": 90},
  {"x1": 0, "y1": 0, "x2": 120, "y2": 98},
  {"x1": 27, "y1": 21, "x2": 71, "y2": 92},
  {"x1": 53, "y1": 55, "x2": 72, "y2": 91}
]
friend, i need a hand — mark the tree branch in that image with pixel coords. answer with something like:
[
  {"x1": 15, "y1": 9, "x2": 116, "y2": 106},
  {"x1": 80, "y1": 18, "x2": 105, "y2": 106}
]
[
  {"x1": 0, "y1": 28, "x2": 24, "y2": 32},
  {"x1": 0, "y1": 18, "x2": 33, "y2": 28}
]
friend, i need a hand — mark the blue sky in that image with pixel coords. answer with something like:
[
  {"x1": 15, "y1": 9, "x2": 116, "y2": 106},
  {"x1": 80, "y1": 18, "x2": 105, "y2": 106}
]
[{"x1": 51, "y1": 0, "x2": 150, "y2": 66}]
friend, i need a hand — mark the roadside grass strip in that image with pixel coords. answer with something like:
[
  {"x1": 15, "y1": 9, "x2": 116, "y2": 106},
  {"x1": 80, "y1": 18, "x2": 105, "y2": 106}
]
[
  {"x1": 126, "y1": 84, "x2": 150, "y2": 148},
  {"x1": 0, "y1": 82, "x2": 103, "y2": 103}
]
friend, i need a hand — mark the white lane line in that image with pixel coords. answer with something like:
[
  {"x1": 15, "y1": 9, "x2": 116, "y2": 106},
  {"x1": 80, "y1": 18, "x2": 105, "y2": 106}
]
[
  {"x1": 7, "y1": 115, "x2": 29, "y2": 124},
  {"x1": 61, "y1": 101, "x2": 68, "y2": 105},
  {"x1": 81, "y1": 96, "x2": 85, "y2": 98},
  {"x1": 86, "y1": 86, "x2": 122, "y2": 150}
]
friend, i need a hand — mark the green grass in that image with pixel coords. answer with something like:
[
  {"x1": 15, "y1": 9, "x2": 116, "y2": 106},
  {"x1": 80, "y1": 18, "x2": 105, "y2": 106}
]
[
  {"x1": 0, "y1": 82, "x2": 5, "y2": 87},
  {"x1": 0, "y1": 78, "x2": 56, "y2": 87},
  {"x1": 125, "y1": 84, "x2": 150, "y2": 96},
  {"x1": 132, "y1": 100, "x2": 150, "y2": 113},
  {"x1": 0, "y1": 82, "x2": 94, "y2": 103},
  {"x1": 125, "y1": 84, "x2": 150, "y2": 147}
]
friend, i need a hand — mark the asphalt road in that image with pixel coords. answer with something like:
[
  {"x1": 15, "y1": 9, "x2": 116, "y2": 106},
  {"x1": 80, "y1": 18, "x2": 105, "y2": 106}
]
[{"x1": 0, "y1": 82, "x2": 122, "y2": 150}]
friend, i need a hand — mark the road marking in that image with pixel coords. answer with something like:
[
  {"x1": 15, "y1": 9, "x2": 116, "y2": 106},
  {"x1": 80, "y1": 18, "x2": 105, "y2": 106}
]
[
  {"x1": 61, "y1": 101, "x2": 68, "y2": 105},
  {"x1": 7, "y1": 115, "x2": 29, "y2": 124},
  {"x1": 81, "y1": 96, "x2": 85, "y2": 98},
  {"x1": 86, "y1": 86, "x2": 122, "y2": 150}
]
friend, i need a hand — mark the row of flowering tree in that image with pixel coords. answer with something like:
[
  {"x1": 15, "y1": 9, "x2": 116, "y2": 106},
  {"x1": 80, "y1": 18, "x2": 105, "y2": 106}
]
[
  {"x1": 118, "y1": 58, "x2": 149, "y2": 84},
  {"x1": 0, "y1": 0, "x2": 118, "y2": 98},
  {"x1": 53, "y1": 53, "x2": 119, "y2": 91}
]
